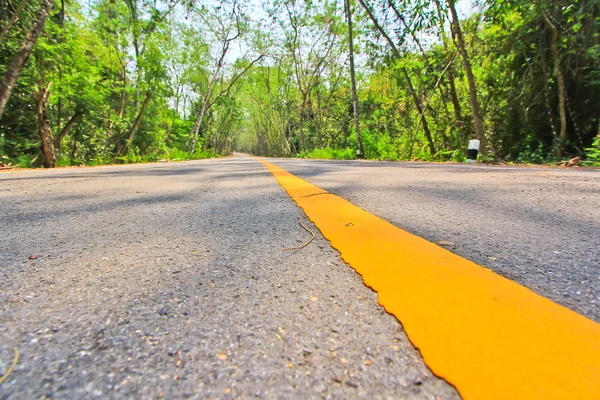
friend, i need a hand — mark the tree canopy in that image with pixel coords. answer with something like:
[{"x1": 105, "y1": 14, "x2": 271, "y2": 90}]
[{"x1": 1, "y1": 0, "x2": 599, "y2": 167}]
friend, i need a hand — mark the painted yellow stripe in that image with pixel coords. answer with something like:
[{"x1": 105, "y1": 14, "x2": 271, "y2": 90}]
[{"x1": 261, "y1": 160, "x2": 600, "y2": 400}]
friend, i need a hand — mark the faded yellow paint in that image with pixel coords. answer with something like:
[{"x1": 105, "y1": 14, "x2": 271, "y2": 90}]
[{"x1": 262, "y1": 160, "x2": 600, "y2": 400}]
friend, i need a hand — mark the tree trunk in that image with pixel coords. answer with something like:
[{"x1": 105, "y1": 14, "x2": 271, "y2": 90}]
[
  {"x1": 188, "y1": 80, "x2": 219, "y2": 154},
  {"x1": 60, "y1": 0, "x2": 65, "y2": 27},
  {"x1": 542, "y1": 10, "x2": 567, "y2": 160},
  {"x1": 165, "y1": 82, "x2": 181, "y2": 144},
  {"x1": 107, "y1": 51, "x2": 127, "y2": 137},
  {"x1": 357, "y1": 0, "x2": 436, "y2": 155},
  {"x1": 0, "y1": 0, "x2": 55, "y2": 121},
  {"x1": 34, "y1": 83, "x2": 55, "y2": 168},
  {"x1": 298, "y1": 93, "x2": 308, "y2": 152},
  {"x1": 187, "y1": 37, "x2": 230, "y2": 154},
  {"x1": 189, "y1": 97, "x2": 210, "y2": 154},
  {"x1": 446, "y1": 67, "x2": 462, "y2": 132},
  {"x1": 124, "y1": 0, "x2": 142, "y2": 109},
  {"x1": 54, "y1": 111, "x2": 84, "y2": 151},
  {"x1": 433, "y1": 0, "x2": 463, "y2": 138},
  {"x1": 117, "y1": 91, "x2": 151, "y2": 155},
  {"x1": 447, "y1": 0, "x2": 486, "y2": 152},
  {"x1": 346, "y1": 0, "x2": 365, "y2": 158},
  {"x1": 70, "y1": 137, "x2": 78, "y2": 164}
]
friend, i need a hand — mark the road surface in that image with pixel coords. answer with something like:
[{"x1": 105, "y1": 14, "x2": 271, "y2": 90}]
[
  {"x1": 1, "y1": 154, "x2": 598, "y2": 398},
  {"x1": 271, "y1": 157, "x2": 600, "y2": 322}
]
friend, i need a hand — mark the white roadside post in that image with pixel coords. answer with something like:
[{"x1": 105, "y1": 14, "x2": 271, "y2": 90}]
[{"x1": 467, "y1": 139, "x2": 480, "y2": 163}]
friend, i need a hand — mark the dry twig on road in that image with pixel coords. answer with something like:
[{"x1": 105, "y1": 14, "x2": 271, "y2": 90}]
[
  {"x1": 284, "y1": 220, "x2": 315, "y2": 251},
  {"x1": 0, "y1": 347, "x2": 19, "y2": 386}
]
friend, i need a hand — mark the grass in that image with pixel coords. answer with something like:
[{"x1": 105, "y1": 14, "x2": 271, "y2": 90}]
[
  {"x1": 1, "y1": 148, "x2": 222, "y2": 169},
  {"x1": 296, "y1": 147, "x2": 467, "y2": 162},
  {"x1": 298, "y1": 148, "x2": 357, "y2": 160}
]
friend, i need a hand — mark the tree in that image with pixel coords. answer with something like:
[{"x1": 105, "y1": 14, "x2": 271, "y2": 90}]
[
  {"x1": 1, "y1": 0, "x2": 599, "y2": 166},
  {"x1": 0, "y1": 0, "x2": 55, "y2": 121},
  {"x1": 184, "y1": 0, "x2": 262, "y2": 154},
  {"x1": 33, "y1": 82, "x2": 54, "y2": 167},
  {"x1": 345, "y1": 0, "x2": 365, "y2": 158},
  {"x1": 446, "y1": 0, "x2": 486, "y2": 152},
  {"x1": 358, "y1": 0, "x2": 436, "y2": 156},
  {"x1": 539, "y1": 3, "x2": 567, "y2": 159}
]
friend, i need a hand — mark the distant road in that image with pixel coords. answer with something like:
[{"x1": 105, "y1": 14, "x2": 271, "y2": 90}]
[{"x1": 1, "y1": 154, "x2": 598, "y2": 398}]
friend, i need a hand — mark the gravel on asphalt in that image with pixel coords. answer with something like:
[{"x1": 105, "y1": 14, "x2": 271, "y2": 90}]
[{"x1": 0, "y1": 157, "x2": 459, "y2": 399}]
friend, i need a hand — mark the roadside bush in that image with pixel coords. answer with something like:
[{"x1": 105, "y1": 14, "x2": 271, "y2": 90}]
[
  {"x1": 299, "y1": 148, "x2": 356, "y2": 160},
  {"x1": 583, "y1": 136, "x2": 600, "y2": 166}
]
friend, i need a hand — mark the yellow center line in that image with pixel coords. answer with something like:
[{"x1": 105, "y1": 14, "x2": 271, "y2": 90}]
[{"x1": 261, "y1": 160, "x2": 600, "y2": 400}]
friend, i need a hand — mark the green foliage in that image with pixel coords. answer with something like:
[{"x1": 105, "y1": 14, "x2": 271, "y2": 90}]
[
  {"x1": 583, "y1": 136, "x2": 600, "y2": 166},
  {"x1": 299, "y1": 148, "x2": 356, "y2": 160},
  {"x1": 114, "y1": 148, "x2": 147, "y2": 164},
  {"x1": 514, "y1": 136, "x2": 555, "y2": 164},
  {"x1": 235, "y1": 0, "x2": 600, "y2": 166},
  {"x1": 16, "y1": 155, "x2": 36, "y2": 168},
  {"x1": 434, "y1": 149, "x2": 467, "y2": 163},
  {"x1": 87, "y1": 155, "x2": 112, "y2": 167},
  {"x1": 165, "y1": 148, "x2": 219, "y2": 161},
  {"x1": 1, "y1": 0, "x2": 599, "y2": 168},
  {"x1": 0, "y1": 0, "x2": 229, "y2": 169},
  {"x1": 113, "y1": 147, "x2": 219, "y2": 164},
  {"x1": 55, "y1": 155, "x2": 72, "y2": 167}
]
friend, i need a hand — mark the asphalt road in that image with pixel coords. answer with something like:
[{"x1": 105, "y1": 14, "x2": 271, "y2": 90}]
[
  {"x1": 1, "y1": 156, "x2": 457, "y2": 399},
  {"x1": 270, "y1": 157, "x2": 600, "y2": 322},
  {"x1": 1, "y1": 154, "x2": 598, "y2": 398}
]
